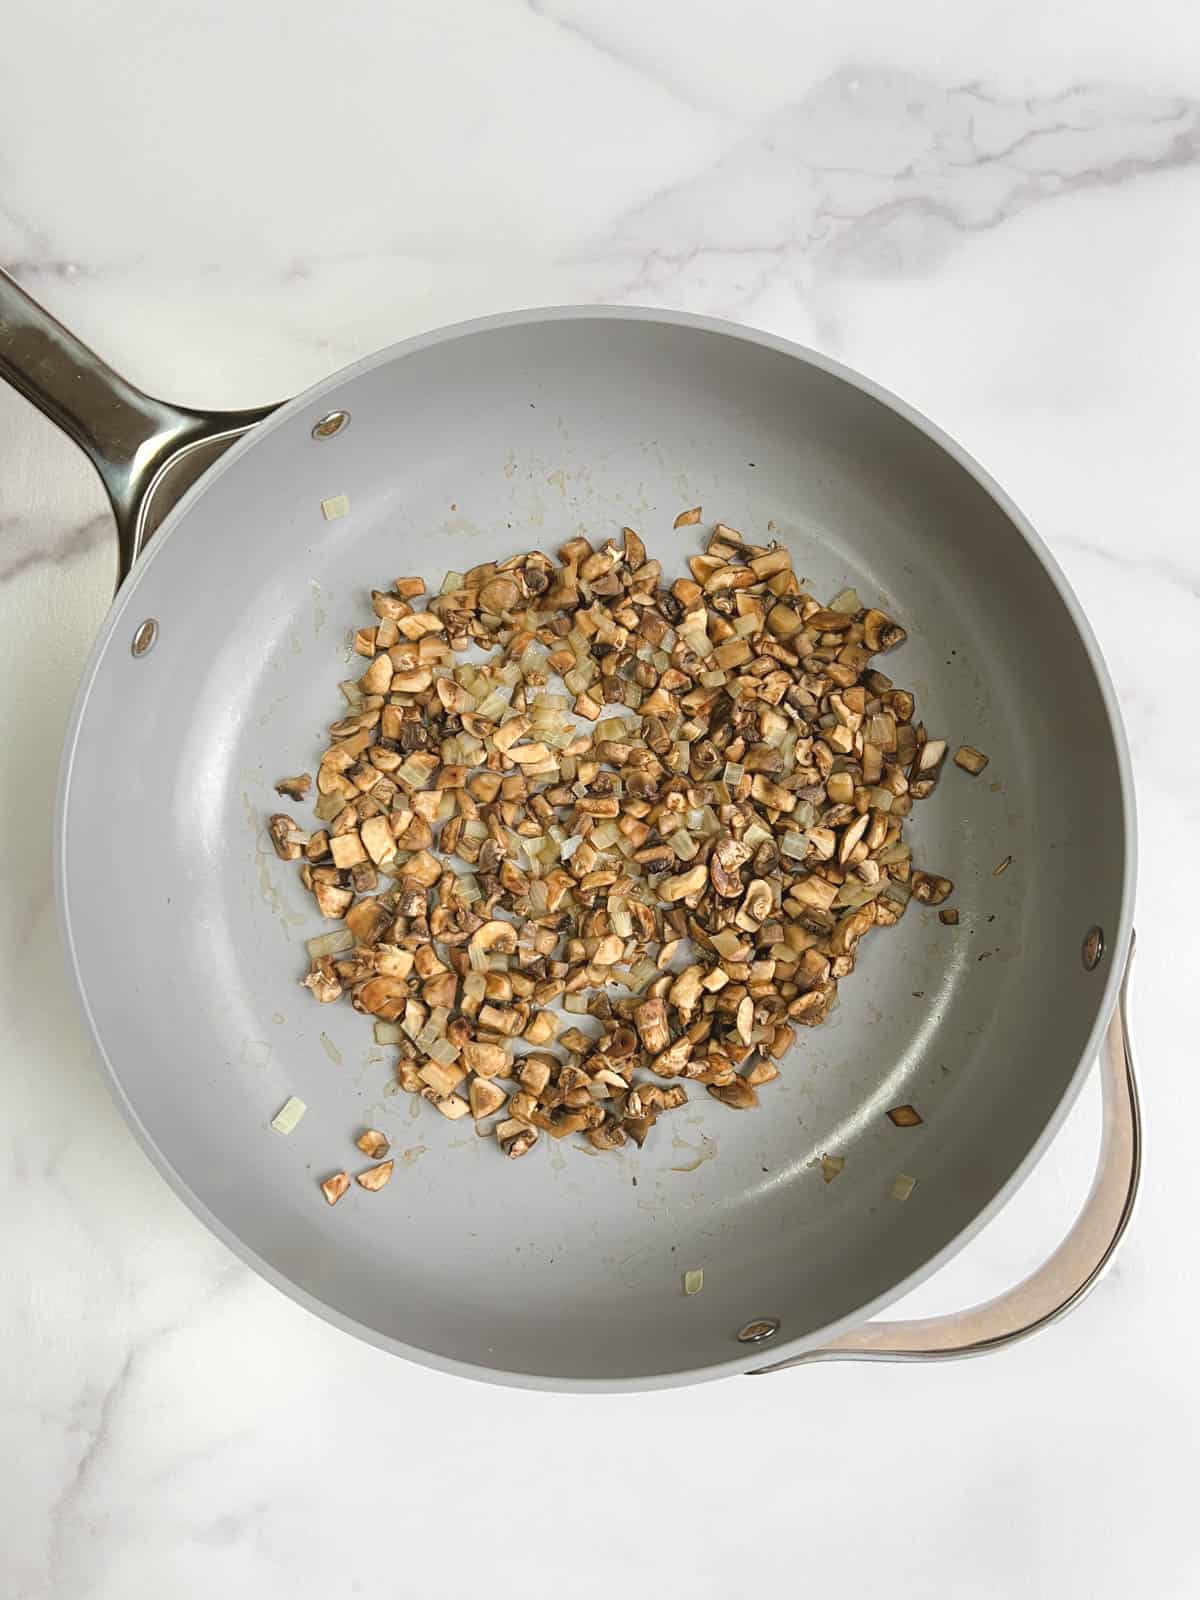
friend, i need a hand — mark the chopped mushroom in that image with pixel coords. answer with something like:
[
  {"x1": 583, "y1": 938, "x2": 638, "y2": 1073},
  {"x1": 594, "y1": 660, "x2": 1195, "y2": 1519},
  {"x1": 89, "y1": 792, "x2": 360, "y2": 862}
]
[
  {"x1": 276, "y1": 513, "x2": 987, "y2": 1170},
  {"x1": 469, "y1": 1078, "x2": 508, "y2": 1121},
  {"x1": 887, "y1": 1104, "x2": 924, "y2": 1128},
  {"x1": 953, "y1": 745, "x2": 989, "y2": 776},
  {"x1": 356, "y1": 1160, "x2": 395, "y2": 1190},
  {"x1": 321, "y1": 1172, "x2": 350, "y2": 1205},
  {"x1": 275, "y1": 774, "x2": 312, "y2": 801}
]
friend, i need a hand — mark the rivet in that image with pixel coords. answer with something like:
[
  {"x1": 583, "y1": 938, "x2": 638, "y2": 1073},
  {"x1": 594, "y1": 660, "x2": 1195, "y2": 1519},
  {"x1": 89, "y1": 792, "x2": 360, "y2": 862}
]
[
  {"x1": 311, "y1": 409, "x2": 350, "y2": 439},
  {"x1": 131, "y1": 618, "x2": 158, "y2": 658},
  {"x1": 1082, "y1": 926, "x2": 1105, "y2": 972},
  {"x1": 737, "y1": 1317, "x2": 781, "y2": 1344}
]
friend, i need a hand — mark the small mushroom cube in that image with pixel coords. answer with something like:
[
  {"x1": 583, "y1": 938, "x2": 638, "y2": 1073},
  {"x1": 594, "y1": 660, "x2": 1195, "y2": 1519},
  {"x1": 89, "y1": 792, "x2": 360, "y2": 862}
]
[
  {"x1": 953, "y1": 745, "x2": 990, "y2": 776},
  {"x1": 470, "y1": 1079, "x2": 508, "y2": 1121},
  {"x1": 329, "y1": 831, "x2": 368, "y2": 869}
]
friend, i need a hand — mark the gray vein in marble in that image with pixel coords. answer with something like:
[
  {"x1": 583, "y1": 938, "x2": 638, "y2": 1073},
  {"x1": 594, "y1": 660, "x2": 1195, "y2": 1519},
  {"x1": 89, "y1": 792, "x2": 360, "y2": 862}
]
[
  {"x1": 43, "y1": 1260, "x2": 253, "y2": 1594},
  {"x1": 578, "y1": 71, "x2": 1200, "y2": 312},
  {"x1": 526, "y1": 0, "x2": 716, "y2": 112},
  {"x1": 46, "y1": 1348, "x2": 138, "y2": 1585},
  {"x1": 1055, "y1": 533, "x2": 1200, "y2": 602},
  {"x1": 0, "y1": 513, "x2": 110, "y2": 585}
]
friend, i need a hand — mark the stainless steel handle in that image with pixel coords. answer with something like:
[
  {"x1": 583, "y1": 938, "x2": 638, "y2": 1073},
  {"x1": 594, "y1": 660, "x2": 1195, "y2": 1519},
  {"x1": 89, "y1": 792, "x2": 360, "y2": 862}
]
[
  {"x1": 0, "y1": 266, "x2": 277, "y2": 588},
  {"x1": 753, "y1": 941, "x2": 1141, "y2": 1372}
]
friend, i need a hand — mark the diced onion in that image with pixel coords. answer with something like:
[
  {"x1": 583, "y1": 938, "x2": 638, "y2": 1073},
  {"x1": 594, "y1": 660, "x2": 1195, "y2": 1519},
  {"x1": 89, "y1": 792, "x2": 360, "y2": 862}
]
[
  {"x1": 270, "y1": 1096, "x2": 307, "y2": 1135},
  {"x1": 670, "y1": 828, "x2": 698, "y2": 861},
  {"x1": 397, "y1": 758, "x2": 433, "y2": 789}
]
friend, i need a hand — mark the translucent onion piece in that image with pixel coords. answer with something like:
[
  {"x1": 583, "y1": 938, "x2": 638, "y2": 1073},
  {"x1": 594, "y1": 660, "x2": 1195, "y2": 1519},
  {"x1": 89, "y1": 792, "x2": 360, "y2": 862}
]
[{"x1": 270, "y1": 1096, "x2": 307, "y2": 1134}]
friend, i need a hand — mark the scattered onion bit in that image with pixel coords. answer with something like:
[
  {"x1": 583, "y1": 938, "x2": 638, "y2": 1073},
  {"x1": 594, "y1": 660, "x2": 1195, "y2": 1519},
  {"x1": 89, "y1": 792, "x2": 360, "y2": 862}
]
[
  {"x1": 891, "y1": 1173, "x2": 917, "y2": 1201},
  {"x1": 270, "y1": 1095, "x2": 307, "y2": 1135},
  {"x1": 321, "y1": 493, "x2": 350, "y2": 521},
  {"x1": 683, "y1": 1268, "x2": 705, "y2": 1296},
  {"x1": 820, "y1": 1154, "x2": 845, "y2": 1183},
  {"x1": 321, "y1": 1172, "x2": 350, "y2": 1205},
  {"x1": 993, "y1": 855, "x2": 1013, "y2": 876},
  {"x1": 939, "y1": 908, "x2": 959, "y2": 926},
  {"x1": 887, "y1": 1104, "x2": 923, "y2": 1128}
]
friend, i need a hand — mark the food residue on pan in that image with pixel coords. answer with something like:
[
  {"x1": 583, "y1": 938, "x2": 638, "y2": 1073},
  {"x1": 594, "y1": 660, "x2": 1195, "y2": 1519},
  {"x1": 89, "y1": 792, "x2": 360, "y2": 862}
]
[{"x1": 262, "y1": 512, "x2": 992, "y2": 1200}]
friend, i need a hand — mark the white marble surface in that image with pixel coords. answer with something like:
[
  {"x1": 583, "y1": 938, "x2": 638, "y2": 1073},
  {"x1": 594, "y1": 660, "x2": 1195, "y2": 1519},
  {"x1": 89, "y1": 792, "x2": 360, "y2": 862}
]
[{"x1": 2, "y1": 3, "x2": 1198, "y2": 1595}]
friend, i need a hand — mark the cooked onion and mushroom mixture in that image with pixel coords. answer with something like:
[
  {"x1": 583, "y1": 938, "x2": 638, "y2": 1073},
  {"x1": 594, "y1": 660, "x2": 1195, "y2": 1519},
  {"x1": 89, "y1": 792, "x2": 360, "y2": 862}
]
[{"x1": 270, "y1": 518, "x2": 970, "y2": 1170}]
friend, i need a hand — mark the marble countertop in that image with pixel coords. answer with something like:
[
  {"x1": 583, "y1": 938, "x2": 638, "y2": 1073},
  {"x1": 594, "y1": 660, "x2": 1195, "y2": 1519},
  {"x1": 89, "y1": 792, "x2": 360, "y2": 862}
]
[{"x1": 2, "y1": 4, "x2": 1197, "y2": 1596}]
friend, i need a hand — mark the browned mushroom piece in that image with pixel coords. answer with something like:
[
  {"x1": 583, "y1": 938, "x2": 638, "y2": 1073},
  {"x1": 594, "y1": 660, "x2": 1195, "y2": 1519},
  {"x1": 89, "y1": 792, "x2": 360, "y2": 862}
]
[
  {"x1": 356, "y1": 1129, "x2": 390, "y2": 1159},
  {"x1": 708, "y1": 1077, "x2": 759, "y2": 1111},
  {"x1": 268, "y1": 814, "x2": 308, "y2": 861},
  {"x1": 886, "y1": 1104, "x2": 924, "y2": 1128},
  {"x1": 356, "y1": 1160, "x2": 395, "y2": 1191},
  {"x1": 469, "y1": 1078, "x2": 508, "y2": 1121},
  {"x1": 302, "y1": 956, "x2": 343, "y2": 1004},
  {"x1": 911, "y1": 872, "x2": 954, "y2": 906},
  {"x1": 496, "y1": 1118, "x2": 538, "y2": 1158},
  {"x1": 275, "y1": 774, "x2": 312, "y2": 801},
  {"x1": 953, "y1": 745, "x2": 989, "y2": 776},
  {"x1": 320, "y1": 1172, "x2": 350, "y2": 1205}
]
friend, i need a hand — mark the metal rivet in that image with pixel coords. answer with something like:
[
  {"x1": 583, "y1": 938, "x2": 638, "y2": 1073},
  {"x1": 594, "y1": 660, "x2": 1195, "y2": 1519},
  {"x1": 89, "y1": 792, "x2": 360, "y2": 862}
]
[
  {"x1": 1082, "y1": 925, "x2": 1105, "y2": 972},
  {"x1": 311, "y1": 409, "x2": 350, "y2": 439},
  {"x1": 737, "y1": 1317, "x2": 781, "y2": 1344},
  {"x1": 131, "y1": 618, "x2": 158, "y2": 658}
]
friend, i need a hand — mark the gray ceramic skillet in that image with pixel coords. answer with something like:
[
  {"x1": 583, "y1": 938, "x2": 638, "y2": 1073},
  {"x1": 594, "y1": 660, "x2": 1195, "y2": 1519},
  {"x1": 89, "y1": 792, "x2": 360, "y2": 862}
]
[{"x1": 0, "y1": 271, "x2": 1140, "y2": 1390}]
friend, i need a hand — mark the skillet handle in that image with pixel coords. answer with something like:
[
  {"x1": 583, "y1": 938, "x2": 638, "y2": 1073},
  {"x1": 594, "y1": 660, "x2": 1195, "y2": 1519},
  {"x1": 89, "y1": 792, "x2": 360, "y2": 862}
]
[
  {"x1": 0, "y1": 266, "x2": 277, "y2": 587},
  {"x1": 751, "y1": 940, "x2": 1141, "y2": 1372}
]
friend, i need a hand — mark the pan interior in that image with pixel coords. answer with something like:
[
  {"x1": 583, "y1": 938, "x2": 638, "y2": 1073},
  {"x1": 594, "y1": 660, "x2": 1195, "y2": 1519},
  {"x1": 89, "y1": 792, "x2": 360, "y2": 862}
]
[{"x1": 61, "y1": 315, "x2": 1128, "y2": 1385}]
